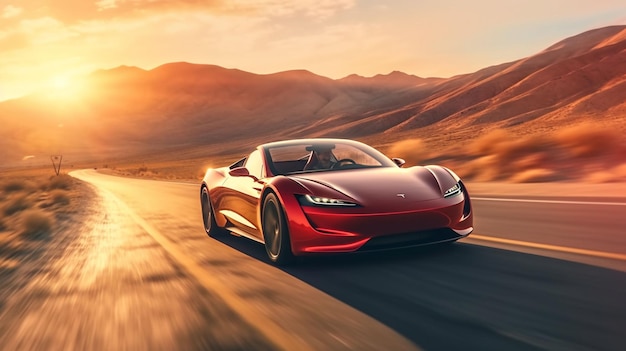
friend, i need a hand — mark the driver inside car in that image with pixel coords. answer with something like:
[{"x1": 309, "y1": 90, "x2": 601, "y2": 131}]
[
  {"x1": 312, "y1": 148, "x2": 335, "y2": 170},
  {"x1": 304, "y1": 145, "x2": 337, "y2": 171}
]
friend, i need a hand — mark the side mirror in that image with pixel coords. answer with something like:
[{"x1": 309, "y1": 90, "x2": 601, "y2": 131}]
[
  {"x1": 392, "y1": 158, "x2": 406, "y2": 167},
  {"x1": 229, "y1": 167, "x2": 258, "y2": 181}
]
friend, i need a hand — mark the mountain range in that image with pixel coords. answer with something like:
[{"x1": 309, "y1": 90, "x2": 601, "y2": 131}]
[{"x1": 1, "y1": 25, "x2": 625, "y2": 167}]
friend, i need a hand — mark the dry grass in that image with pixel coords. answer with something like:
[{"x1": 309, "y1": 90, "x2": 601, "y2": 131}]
[
  {"x1": 457, "y1": 156, "x2": 501, "y2": 182},
  {"x1": 3, "y1": 194, "x2": 34, "y2": 216},
  {"x1": 387, "y1": 139, "x2": 428, "y2": 166},
  {"x1": 19, "y1": 209, "x2": 55, "y2": 240},
  {"x1": 48, "y1": 189, "x2": 71, "y2": 207},
  {"x1": 469, "y1": 129, "x2": 511, "y2": 156},
  {"x1": 384, "y1": 120, "x2": 626, "y2": 182},
  {"x1": 1, "y1": 169, "x2": 87, "y2": 275},
  {"x1": 509, "y1": 169, "x2": 559, "y2": 183},
  {"x1": 47, "y1": 174, "x2": 75, "y2": 190},
  {"x1": 584, "y1": 163, "x2": 626, "y2": 183},
  {"x1": 554, "y1": 123, "x2": 621, "y2": 158},
  {"x1": 0, "y1": 171, "x2": 77, "y2": 239},
  {"x1": 3, "y1": 179, "x2": 36, "y2": 193},
  {"x1": 107, "y1": 122, "x2": 626, "y2": 183}
]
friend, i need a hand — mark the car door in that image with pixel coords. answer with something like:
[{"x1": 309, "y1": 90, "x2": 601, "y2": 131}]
[{"x1": 220, "y1": 149, "x2": 265, "y2": 239}]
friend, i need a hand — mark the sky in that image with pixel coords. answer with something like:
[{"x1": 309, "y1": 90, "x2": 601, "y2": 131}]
[{"x1": 1, "y1": 0, "x2": 625, "y2": 101}]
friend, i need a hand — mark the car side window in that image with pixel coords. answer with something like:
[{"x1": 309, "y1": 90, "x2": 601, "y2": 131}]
[
  {"x1": 245, "y1": 150, "x2": 264, "y2": 179},
  {"x1": 229, "y1": 157, "x2": 246, "y2": 169}
]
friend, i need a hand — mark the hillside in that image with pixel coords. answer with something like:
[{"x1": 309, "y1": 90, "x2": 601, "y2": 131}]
[{"x1": 0, "y1": 25, "x2": 624, "y2": 173}]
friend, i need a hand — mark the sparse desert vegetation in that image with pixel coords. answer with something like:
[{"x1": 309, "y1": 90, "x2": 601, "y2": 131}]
[
  {"x1": 0, "y1": 171, "x2": 89, "y2": 269},
  {"x1": 387, "y1": 139, "x2": 429, "y2": 167},
  {"x1": 389, "y1": 122, "x2": 626, "y2": 183},
  {"x1": 88, "y1": 121, "x2": 626, "y2": 184},
  {"x1": 19, "y1": 209, "x2": 55, "y2": 240}
]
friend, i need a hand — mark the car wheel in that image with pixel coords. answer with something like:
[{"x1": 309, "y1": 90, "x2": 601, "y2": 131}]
[
  {"x1": 262, "y1": 193, "x2": 294, "y2": 265},
  {"x1": 201, "y1": 187, "x2": 223, "y2": 237}
]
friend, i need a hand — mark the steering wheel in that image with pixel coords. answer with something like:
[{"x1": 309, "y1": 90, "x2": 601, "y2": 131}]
[{"x1": 331, "y1": 158, "x2": 357, "y2": 169}]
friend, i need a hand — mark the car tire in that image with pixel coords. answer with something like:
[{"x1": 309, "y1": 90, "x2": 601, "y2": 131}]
[
  {"x1": 201, "y1": 186, "x2": 224, "y2": 237},
  {"x1": 262, "y1": 193, "x2": 294, "y2": 265}
]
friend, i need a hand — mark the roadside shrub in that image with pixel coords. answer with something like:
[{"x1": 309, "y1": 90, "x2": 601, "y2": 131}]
[
  {"x1": 554, "y1": 123, "x2": 620, "y2": 158},
  {"x1": 509, "y1": 168, "x2": 559, "y2": 183},
  {"x1": 3, "y1": 179, "x2": 33, "y2": 193},
  {"x1": 457, "y1": 155, "x2": 501, "y2": 181},
  {"x1": 510, "y1": 153, "x2": 550, "y2": 171},
  {"x1": 469, "y1": 129, "x2": 510, "y2": 156},
  {"x1": 4, "y1": 194, "x2": 33, "y2": 216},
  {"x1": 19, "y1": 209, "x2": 54, "y2": 240},
  {"x1": 48, "y1": 174, "x2": 74, "y2": 190},
  {"x1": 2, "y1": 179, "x2": 26, "y2": 193},
  {"x1": 497, "y1": 135, "x2": 550, "y2": 161},
  {"x1": 49, "y1": 189, "x2": 70, "y2": 206},
  {"x1": 584, "y1": 163, "x2": 626, "y2": 183},
  {"x1": 387, "y1": 139, "x2": 428, "y2": 166}
]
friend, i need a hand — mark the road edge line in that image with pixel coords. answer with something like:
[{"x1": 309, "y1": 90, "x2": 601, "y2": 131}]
[{"x1": 470, "y1": 234, "x2": 626, "y2": 261}]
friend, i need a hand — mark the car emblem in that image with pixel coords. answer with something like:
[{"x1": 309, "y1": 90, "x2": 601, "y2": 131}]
[{"x1": 397, "y1": 193, "x2": 406, "y2": 198}]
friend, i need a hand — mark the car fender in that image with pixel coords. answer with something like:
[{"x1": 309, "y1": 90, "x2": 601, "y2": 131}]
[
  {"x1": 259, "y1": 176, "x2": 308, "y2": 219},
  {"x1": 258, "y1": 176, "x2": 326, "y2": 250},
  {"x1": 424, "y1": 165, "x2": 460, "y2": 196}
]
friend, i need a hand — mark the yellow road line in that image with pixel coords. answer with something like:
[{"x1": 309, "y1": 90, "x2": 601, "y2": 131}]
[{"x1": 470, "y1": 234, "x2": 626, "y2": 261}]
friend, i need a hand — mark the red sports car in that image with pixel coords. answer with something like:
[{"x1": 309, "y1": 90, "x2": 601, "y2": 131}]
[{"x1": 200, "y1": 138, "x2": 473, "y2": 265}]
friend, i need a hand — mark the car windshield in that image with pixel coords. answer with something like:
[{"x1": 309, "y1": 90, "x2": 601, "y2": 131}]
[{"x1": 264, "y1": 140, "x2": 397, "y2": 175}]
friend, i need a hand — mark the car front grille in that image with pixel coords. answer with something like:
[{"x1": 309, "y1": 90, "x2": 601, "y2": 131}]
[{"x1": 358, "y1": 228, "x2": 461, "y2": 252}]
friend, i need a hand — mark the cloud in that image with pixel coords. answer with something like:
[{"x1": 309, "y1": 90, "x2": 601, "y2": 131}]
[
  {"x1": 1, "y1": 0, "x2": 355, "y2": 28},
  {"x1": 224, "y1": 0, "x2": 356, "y2": 19},
  {"x1": 96, "y1": 0, "x2": 118, "y2": 11},
  {"x1": 20, "y1": 17, "x2": 78, "y2": 44},
  {"x1": 101, "y1": 0, "x2": 358, "y2": 20},
  {"x1": 2, "y1": 5, "x2": 22, "y2": 18}
]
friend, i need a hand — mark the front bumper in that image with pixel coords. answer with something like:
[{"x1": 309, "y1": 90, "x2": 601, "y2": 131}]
[{"x1": 281, "y1": 192, "x2": 473, "y2": 255}]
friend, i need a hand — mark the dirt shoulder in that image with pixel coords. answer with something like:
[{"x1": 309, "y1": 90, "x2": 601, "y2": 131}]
[
  {"x1": 0, "y1": 173, "x2": 98, "y2": 315},
  {"x1": 0, "y1": 173, "x2": 97, "y2": 271}
]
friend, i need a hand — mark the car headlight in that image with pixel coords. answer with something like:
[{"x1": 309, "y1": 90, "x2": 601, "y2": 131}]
[
  {"x1": 298, "y1": 194, "x2": 358, "y2": 207},
  {"x1": 444, "y1": 183, "x2": 462, "y2": 198}
]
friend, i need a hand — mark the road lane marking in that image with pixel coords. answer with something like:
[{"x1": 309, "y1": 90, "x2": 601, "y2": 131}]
[
  {"x1": 470, "y1": 234, "x2": 626, "y2": 261},
  {"x1": 472, "y1": 197, "x2": 626, "y2": 206}
]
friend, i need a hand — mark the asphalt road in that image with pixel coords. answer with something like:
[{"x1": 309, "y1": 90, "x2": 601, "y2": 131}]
[{"x1": 1, "y1": 169, "x2": 625, "y2": 351}]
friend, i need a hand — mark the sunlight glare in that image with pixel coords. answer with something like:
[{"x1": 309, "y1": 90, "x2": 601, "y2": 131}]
[
  {"x1": 52, "y1": 76, "x2": 71, "y2": 90},
  {"x1": 45, "y1": 74, "x2": 89, "y2": 101}
]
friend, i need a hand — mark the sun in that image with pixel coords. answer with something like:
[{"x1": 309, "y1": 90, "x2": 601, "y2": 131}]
[
  {"x1": 46, "y1": 74, "x2": 88, "y2": 101},
  {"x1": 52, "y1": 76, "x2": 71, "y2": 90}
]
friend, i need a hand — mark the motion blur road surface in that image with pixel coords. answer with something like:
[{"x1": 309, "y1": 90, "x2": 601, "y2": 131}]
[{"x1": 1, "y1": 169, "x2": 625, "y2": 351}]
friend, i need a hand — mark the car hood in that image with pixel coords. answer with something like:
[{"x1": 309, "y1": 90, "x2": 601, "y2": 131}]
[{"x1": 291, "y1": 167, "x2": 449, "y2": 208}]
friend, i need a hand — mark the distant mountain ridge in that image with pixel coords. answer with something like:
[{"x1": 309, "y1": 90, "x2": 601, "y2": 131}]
[{"x1": 1, "y1": 25, "x2": 625, "y2": 166}]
